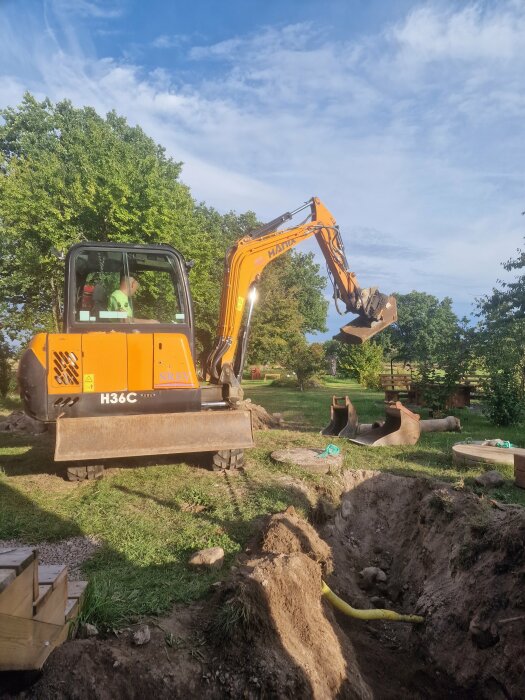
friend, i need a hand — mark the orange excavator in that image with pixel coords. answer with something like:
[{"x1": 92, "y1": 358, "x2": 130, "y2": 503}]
[{"x1": 18, "y1": 197, "x2": 396, "y2": 479}]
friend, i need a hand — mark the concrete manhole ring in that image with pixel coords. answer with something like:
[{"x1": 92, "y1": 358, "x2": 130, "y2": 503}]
[{"x1": 271, "y1": 448, "x2": 343, "y2": 473}]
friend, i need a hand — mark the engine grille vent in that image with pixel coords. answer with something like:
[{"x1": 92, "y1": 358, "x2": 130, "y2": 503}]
[{"x1": 53, "y1": 351, "x2": 80, "y2": 386}]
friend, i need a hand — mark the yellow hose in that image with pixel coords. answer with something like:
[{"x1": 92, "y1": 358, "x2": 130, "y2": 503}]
[{"x1": 321, "y1": 581, "x2": 424, "y2": 624}]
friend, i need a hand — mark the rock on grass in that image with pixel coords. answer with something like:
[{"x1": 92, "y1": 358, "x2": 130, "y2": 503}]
[
  {"x1": 188, "y1": 546, "x2": 224, "y2": 571},
  {"x1": 475, "y1": 471, "x2": 505, "y2": 488}
]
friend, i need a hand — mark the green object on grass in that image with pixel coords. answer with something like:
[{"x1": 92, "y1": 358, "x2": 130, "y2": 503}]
[{"x1": 317, "y1": 444, "x2": 340, "y2": 458}]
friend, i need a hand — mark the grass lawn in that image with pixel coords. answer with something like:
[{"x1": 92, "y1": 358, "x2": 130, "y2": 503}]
[{"x1": 0, "y1": 378, "x2": 523, "y2": 627}]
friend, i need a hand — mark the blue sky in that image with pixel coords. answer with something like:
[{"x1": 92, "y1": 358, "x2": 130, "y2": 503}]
[{"x1": 1, "y1": 0, "x2": 524, "y2": 339}]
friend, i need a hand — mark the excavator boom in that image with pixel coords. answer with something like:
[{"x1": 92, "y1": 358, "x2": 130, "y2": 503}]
[{"x1": 207, "y1": 197, "x2": 396, "y2": 382}]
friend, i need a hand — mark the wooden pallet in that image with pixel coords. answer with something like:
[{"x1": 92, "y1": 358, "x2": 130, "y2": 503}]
[{"x1": 0, "y1": 548, "x2": 87, "y2": 670}]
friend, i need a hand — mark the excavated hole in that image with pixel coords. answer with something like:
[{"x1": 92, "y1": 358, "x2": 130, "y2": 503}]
[
  {"x1": 318, "y1": 470, "x2": 525, "y2": 699},
  {"x1": 12, "y1": 470, "x2": 525, "y2": 699}
]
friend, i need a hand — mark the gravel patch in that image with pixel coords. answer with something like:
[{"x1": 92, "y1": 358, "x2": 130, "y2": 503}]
[{"x1": 0, "y1": 535, "x2": 100, "y2": 579}]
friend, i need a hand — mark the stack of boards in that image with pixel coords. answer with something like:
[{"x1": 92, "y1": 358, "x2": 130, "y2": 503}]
[{"x1": 0, "y1": 548, "x2": 87, "y2": 670}]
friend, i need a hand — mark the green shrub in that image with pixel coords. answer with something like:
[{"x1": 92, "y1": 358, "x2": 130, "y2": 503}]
[
  {"x1": 483, "y1": 369, "x2": 525, "y2": 426},
  {"x1": 287, "y1": 342, "x2": 325, "y2": 391},
  {"x1": 336, "y1": 342, "x2": 384, "y2": 389},
  {"x1": 271, "y1": 375, "x2": 324, "y2": 390}
]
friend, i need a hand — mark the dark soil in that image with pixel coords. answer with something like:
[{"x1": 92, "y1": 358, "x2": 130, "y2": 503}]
[{"x1": 2, "y1": 471, "x2": 524, "y2": 699}]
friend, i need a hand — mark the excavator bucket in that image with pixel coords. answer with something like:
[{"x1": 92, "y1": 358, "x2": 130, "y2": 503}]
[
  {"x1": 350, "y1": 401, "x2": 420, "y2": 447},
  {"x1": 54, "y1": 409, "x2": 254, "y2": 462},
  {"x1": 321, "y1": 396, "x2": 358, "y2": 439},
  {"x1": 334, "y1": 296, "x2": 397, "y2": 345}
]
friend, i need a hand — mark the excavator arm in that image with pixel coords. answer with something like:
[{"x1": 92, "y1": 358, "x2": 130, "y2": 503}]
[{"x1": 207, "y1": 197, "x2": 397, "y2": 385}]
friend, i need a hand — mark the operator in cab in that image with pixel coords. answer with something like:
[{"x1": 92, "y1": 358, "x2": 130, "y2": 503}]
[
  {"x1": 108, "y1": 274, "x2": 138, "y2": 318},
  {"x1": 108, "y1": 274, "x2": 158, "y2": 323}
]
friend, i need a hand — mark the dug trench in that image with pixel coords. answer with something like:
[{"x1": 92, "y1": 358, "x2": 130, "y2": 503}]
[{"x1": 4, "y1": 470, "x2": 524, "y2": 699}]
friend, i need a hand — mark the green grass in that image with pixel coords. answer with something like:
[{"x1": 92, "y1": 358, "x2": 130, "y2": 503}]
[{"x1": 0, "y1": 379, "x2": 524, "y2": 627}]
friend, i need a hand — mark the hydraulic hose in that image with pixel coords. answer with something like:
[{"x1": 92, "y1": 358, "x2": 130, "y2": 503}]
[{"x1": 321, "y1": 581, "x2": 424, "y2": 624}]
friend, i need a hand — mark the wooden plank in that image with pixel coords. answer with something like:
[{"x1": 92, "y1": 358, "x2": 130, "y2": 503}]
[
  {"x1": 0, "y1": 563, "x2": 35, "y2": 619},
  {"x1": 0, "y1": 549, "x2": 35, "y2": 575},
  {"x1": 35, "y1": 567, "x2": 68, "y2": 626},
  {"x1": 67, "y1": 580, "x2": 88, "y2": 599},
  {"x1": 33, "y1": 556, "x2": 39, "y2": 603},
  {"x1": 0, "y1": 612, "x2": 64, "y2": 671},
  {"x1": 33, "y1": 584, "x2": 52, "y2": 614},
  {"x1": 65, "y1": 597, "x2": 79, "y2": 621},
  {"x1": 64, "y1": 580, "x2": 88, "y2": 623},
  {"x1": 54, "y1": 619, "x2": 73, "y2": 646},
  {"x1": 34, "y1": 588, "x2": 67, "y2": 626},
  {"x1": 38, "y1": 565, "x2": 67, "y2": 586},
  {"x1": 0, "y1": 569, "x2": 16, "y2": 595}
]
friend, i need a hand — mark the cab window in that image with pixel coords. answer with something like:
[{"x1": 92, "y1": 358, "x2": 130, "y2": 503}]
[{"x1": 74, "y1": 249, "x2": 187, "y2": 325}]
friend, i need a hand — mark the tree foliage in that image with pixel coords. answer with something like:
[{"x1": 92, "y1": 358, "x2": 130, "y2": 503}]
[
  {"x1": 325, "y1": 339, "x2": 384, "y2": 389},
  {"x1": 0, "y1": 334, "x2": 12, "y2": 398},
  {"x1": 0, "y1": 93, "x2": 194, "y2": 341},
  {"x1": 288, "y1": 341, "x2": 325, "y2": 391},
  {"x1": 475, "y1": 237, "x2": 525, "y2": 425},
  {"x1": 378, "y1": 291, "x2": 472, "y2": 412},
  {"x1": 246, "y1": 252, "x2": 327, "y2": 366},
  {"x1": 0, "y1": 94, "x2": 328, "y2": 366},
  {"x1": 380, "y1": 291, "x2": 459, "y2": 364}
]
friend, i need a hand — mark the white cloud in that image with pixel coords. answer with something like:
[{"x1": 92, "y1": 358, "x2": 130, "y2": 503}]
[
  {"x1": 1, "y1": 1, "x2": 524, "y2": 329},
  {"x1": 152, "y1": 34, "x2": 190, "y2": 49},
  {"x1": 50, "y1": 0, "x2": 125, "y2": 20},
  {"x1": 391, "y1": 5, "x2": 525, "y2": 63}
]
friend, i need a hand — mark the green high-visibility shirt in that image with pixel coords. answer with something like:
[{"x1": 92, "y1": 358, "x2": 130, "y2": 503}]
[{"x1": 108, "y1": 289, "x2": 132, "y2": 317}]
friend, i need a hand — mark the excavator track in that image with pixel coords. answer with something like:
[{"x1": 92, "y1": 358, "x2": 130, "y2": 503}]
[{"x1": 212, "y1": 449, "x2": 245, "y2": 471}]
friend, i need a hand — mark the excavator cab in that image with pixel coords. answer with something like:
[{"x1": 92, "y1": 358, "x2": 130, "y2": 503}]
[{"x1": 65, "y1": 243, "x2": 193, "y2": 344}]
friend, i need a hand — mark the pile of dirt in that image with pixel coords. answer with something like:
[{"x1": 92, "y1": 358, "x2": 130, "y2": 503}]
[
  {"x1": 0, "y1": 411, "x2": 46, "y2": 434},
  {"x1": 324, "y1": 470, "x2": 525, "y2": 698},
  {"x1": 212, "y1": 507, "x2": 370, "y2": 698},
  {"x1": 236, "y1": 399, "x2": 283, "y2": 430}
]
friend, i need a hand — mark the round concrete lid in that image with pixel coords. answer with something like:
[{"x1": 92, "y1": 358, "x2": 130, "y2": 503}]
[{"x1": 452, "y1": 443, "x2": 525, "y2": 466}]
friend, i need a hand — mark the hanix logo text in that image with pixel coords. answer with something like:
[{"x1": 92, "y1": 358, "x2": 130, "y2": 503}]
[{"x1": 268, "y1": 239, "x2": 294, "y2": 259}]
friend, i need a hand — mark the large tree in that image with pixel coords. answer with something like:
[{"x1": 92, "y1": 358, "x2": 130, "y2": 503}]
[
  {"x1": 377, "y1": 291, "x2": 472, "y2": 412},
  {"x1": 324, "y1": 339, "x2": 384, "y2": 389},
  {"x1": 380, "y1": 291, "x2": 460, "y2": 364}
]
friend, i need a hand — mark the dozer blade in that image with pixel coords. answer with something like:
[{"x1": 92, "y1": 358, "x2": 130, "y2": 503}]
[
  {"x1": 55, "y1": 410, "x2": 254, "y2": 462},
  {"x1": 334, "y1": 296, "x2": 397, "y2": 345},
  {"x1": 321, "y1": 396, "x2": 358, "y2": 438},
  {"x1": 350, "y1": 401, "x2": 420, "y2": 447}
]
